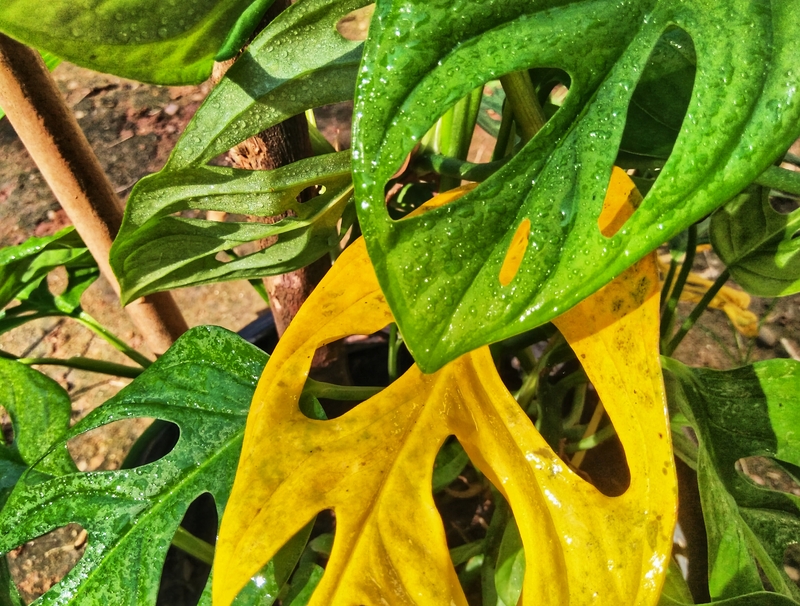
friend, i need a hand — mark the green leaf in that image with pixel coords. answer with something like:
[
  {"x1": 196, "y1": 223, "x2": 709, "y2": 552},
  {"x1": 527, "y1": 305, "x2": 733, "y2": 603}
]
[
  {"x1": 111, "y1": 0, "x2": 371, "y2": 301},
  {"x1": 111, "y1": 153, "x2": 353, "y2": 303},
  {"x1": 431, "y1": 438, "x2": 469, "y2": 493},
  {"x1": 619, "y1": 28, "x2": 695, "y2": 160},
  {"x1": 352, "y1": 0, "x2": 800, "y2": 371},
  {"x1": 710, "y1": 184, "x2": 800, "y2": 297},
  {"x1": 660, "y1": 593, "x2": 799, "y2": 606},
  {"x1": 0, "y1": 326, "x2": 265, "y2": 604},
  {"x1": 663, "y1": 357, "x2": 800, "y2": 603},
  {"x1": 166, "y1": 0, "x2": 368, "y2": 170},
  {"x1": 0, "y1": 359, "x2": 74, "y2": 483},
  {"x1": 0, "y1": 0, "x2": 268, "y2": 85},
  {"x1": 658, "y1": 559, "x2": 694, "y2": 605},
  {"x1": 0, "y1": 554, "x2": 24, "y2": 606},
  {"x1": 0, "y1": 229, "x2": 99, "y2": 335},
  {"x1": 495, "y1": 519, "x2": 525, "y2": 606}
]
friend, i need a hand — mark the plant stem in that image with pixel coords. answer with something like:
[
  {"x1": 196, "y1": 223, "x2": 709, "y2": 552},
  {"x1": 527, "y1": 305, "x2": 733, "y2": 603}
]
[
  {"x1": 15, "y1": 356, "x2": 142, "y2": 378},
  {"x1": 438, "y1": 86, "x2": 483, "y2": 191},
  {"x1": 388, "y1": 323, "x2": 400, "y2": 382},
  {"x1": 415, "y1": 154, "x2": 507, "y2": 183},
  {"x1": 570, "y1": 400, "x2": 605, "y2": 469},
  {"x1": 171, "y1": 526, "x2": 215, "y2": 566},
  {"x1": 566, "y1": 424, "x2": 615, "y2": 453},
  {"x1": 499, "y1": 71, "x2": 546, "y2": 142},
  {"x1": 491, "y1": 100, "x2": 515, "y2": 162},
  {"x1": 303, "y1": 379, "x2": 382, "y2": 401},
  {"x1": 664, "y1": 268, "x2": 731, "y2": 356},
  {"x1": 660, "y1": 258, "x2": 677, "y2": 309},
  {"x1": 660, "y1": 224, "x2": 697, "y2": 346},
  {"x1": 76, "y1": 311, "x2": 152, "y2": 368}
]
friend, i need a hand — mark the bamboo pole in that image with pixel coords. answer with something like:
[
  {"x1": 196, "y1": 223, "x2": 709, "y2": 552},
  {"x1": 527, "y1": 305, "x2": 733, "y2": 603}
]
[{"x1": 0, "y1": 33, "x2": 188, "y2": 356}]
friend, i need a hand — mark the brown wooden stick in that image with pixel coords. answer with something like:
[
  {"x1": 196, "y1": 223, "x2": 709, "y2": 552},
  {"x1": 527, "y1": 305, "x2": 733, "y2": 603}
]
[{"x1": 0, "y1": 33, "x2": 188, "y2": 356}]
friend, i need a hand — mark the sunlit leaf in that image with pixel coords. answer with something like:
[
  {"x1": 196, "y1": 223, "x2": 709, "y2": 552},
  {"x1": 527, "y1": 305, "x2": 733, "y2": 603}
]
[
  {"x1": 711, "y1": 184, "x2": 800, "y2": 297},
  {"x1": 664, "y1": 357, "x2": 800, "y2": 603},
  {"x1": 214, "y1": 181, "x2": 676, "y2": 605},
  {"x1": 353, "y1": 0, "x2": 800, "y2": 371},
  {"x1": 111, "y1": 153, "x2": 353, "y2": 303},
  {"x1": 0, "y1": 0, "x2": 267, "y2": 84},
  {"x1": 111, "y1": 0, "x2": 371, "y2": 301},
  {"x1": 0, "y1": 228, "x2": 99, "y2": 334},
  {"x1": 0, "y1": 327, "x2": 264, "y2": 604}
]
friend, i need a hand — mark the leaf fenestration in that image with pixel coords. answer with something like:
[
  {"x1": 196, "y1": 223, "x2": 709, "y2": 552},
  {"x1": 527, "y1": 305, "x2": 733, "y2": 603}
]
[
  {"x1": 214, "y1": 179, "x2": 676, "y2": 605},
  {"x1": 352, "y1": 0, "x2": 800, "y2": 371}
]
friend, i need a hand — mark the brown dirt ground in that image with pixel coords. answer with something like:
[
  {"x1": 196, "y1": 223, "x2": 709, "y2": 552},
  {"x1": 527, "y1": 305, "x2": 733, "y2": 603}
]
[{"x1": 1, "y1": 62, "x2": 799, "y2": 603}]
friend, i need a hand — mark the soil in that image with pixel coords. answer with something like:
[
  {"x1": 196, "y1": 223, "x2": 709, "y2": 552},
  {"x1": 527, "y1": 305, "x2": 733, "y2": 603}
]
[{"x1": 1, "y1": 60, "x2": 799, "y2": 604}]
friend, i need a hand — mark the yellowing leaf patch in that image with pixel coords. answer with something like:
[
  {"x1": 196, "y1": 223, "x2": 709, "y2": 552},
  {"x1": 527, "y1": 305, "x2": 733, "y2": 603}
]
[{"x1": 213, "y1": 176, "x2": 677, "y2": 606}]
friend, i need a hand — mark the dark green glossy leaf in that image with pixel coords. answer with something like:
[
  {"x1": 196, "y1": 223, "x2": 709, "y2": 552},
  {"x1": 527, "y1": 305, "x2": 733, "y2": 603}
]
[
  {"x1": 166, "y1": 0, "x2": 368, "y2": 170},
  {"x1": 111, "y1": 153, "x2": 353, "y2": 303},
  {"x1": 431, "y1": 438, "x2": 469, "y2": 493},
  {"x1": 0, "y1": 229, "x2": 99, "y2": 334},
  {"x1": 0, "y1": 0, "x2": 265, "y2": 85},
  {"x1": 0, "y1": 326, "x2": 264, "y2": 604},
  {"x1": 710, "y1": 184, "x2": 800, "y2": 297},
  {"x1": 215, "y1": 0, "x2": 278, "y2": 61},
  {"x1": 112, "y1": 0, "x2": 370, "y2": 301},
  {"x1": 663, "y1": 357, "x2": 800, "y2": 603},
  {"x1": 0, "y1": 228, "x2": 92, "y2": 310},
  {"x1": 619, "y1": 28, "x2": 695, "y2": 160},
  {"x1": 353, "y1": 0, "x2": 800, "y2": 371},
  {"x1": 0, "y1": 359, "x2": 74, "y2": 483}
]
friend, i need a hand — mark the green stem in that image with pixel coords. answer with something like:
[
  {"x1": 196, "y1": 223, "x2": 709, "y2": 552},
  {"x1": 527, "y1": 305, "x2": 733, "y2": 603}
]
[
  {"x1": 664, "y1": 268, "x2": 731, "y2": 356},
  {"x1": 492, "y1": 100, "x2": 515, "y2": 162},
  {"x1": 303, "y1": 379, "x2": 383, "y2": 401},
  {"x1": 755, "y1": 164, "x2": 800, "y2": 197},
  {"x1": 414, "y1": 154, "x2": 507, "y2": 183},
  {"x1": 660, "y1": 258, "x2": 678, "y2": 310},
  {"x1": 388, "y1": 323, "x2": 400, "y2": 382},
  {"x1": 438, "y1": 86, "x2": 483, "y2": 191},
  {"x1": 565, "y1": 424, "x2": 616, "y2": 453},
  {"x1": 562, "y1": 380, "x2": 588, "y2": 429},
  {"x1": 660, "y1": 224, "x2": 697, "y2": 346},
  {"x1": 171, "y1": 526, "x2": 215, "y2": 566},
  {"x1": 499, "y1": 71, "x2": 546, "y2": 142},
  {"x1": 15, "y1": 356, "x2": 142, "y2": 378},
  {"x1": 76, "y1": 311, "x2": 152, "y2": 368}
]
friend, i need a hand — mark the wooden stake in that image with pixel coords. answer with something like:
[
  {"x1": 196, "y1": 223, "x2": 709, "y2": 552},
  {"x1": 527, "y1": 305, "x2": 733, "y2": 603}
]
[{"x1": 0, "y1": 33, "x2": 188, "y2": 356}]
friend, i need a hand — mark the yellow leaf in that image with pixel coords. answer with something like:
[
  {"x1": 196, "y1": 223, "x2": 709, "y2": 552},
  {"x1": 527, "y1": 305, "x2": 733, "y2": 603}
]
[{"x1": 213, "y1": 174, "x2": 677, "y2": 606}]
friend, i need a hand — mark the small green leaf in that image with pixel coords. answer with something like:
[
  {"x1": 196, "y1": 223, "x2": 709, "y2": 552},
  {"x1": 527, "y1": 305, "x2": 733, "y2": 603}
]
[
  {"x1": 0, "y1": 360, "x2": 74, "y2": 482},
  {"x1": 167, "y1": 0, "x2": 369, "y2": 170},
  {"x1": 214, "y1": 0, "x2": 278, "y2": 61},
  {"x1": 710, "y1": 184, "x2": 800, "y2": 297},
  {"x1": 431, "y1": 439, "x2": 469, "y2": 492},
  {"x1": 0, "y1": 0, "x2": 268, "y2": 84},
  {"x1": 111, "y1": 153, "x2": 353, "y2": 303},
  {"x1": 0, "y1": 326, "x2": 265, "y2": 604},
  {"x1": 495, "y1": 519, "x2": 525, "y2": 606},
  {"x1": 353, "y1": 0, "x2": 800, "y2": 371},
  {"x1": 664, "y1": 357, "x2": 800, "y2": 603},
  {"x1": 112, "y1": 0, "x2": 371, "y2": 300},
  {"x1": 660, "y1": 593, "x2": 799, "y2": 606}
]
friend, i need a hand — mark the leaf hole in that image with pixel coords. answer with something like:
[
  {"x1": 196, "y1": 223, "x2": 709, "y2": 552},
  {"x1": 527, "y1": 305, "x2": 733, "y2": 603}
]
[
  {"x1": 0, "y1": 405, "x2": 13, "y2": 446},
  {"x1": 67, "y1": 417, "x2": 165, "y2": 471},
  {"x1": 233, "y1": 510, "x2": 332, "y2": 604},
  {"x1": 158, "y1": 492, "x2": 217, "y2": 605},
  {"x1": 784, "y1": 543, "x2": 800, "y2": 587},
  {"x1": 736, "y1": 456, "x2": 800, "y2": 497},
  {"x1": 335, "y1": 4, "x2": 374, "y2": 41},
  {"x1": 499, "y1": 218, "x2": 531, "y2": 286},
  {"x1": 768, "y1": 195, "x2": 800, "y2": 215},
  {"x1": 313, "y1": 102, "x2": 353, "y2": 151},
  {"x1": 5, "y1": 523, "x2": 88, "y2": 603}
]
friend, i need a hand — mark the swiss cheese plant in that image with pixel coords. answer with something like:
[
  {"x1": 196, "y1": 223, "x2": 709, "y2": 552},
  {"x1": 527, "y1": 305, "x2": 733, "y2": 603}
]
[{"x1": 1, "y1": 0, "x2": 800, "y2": 605}]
